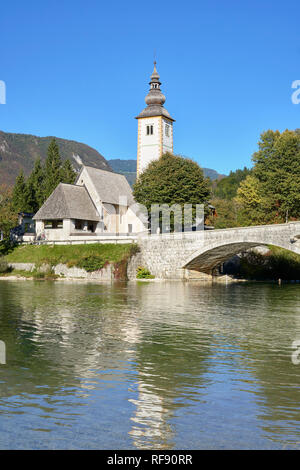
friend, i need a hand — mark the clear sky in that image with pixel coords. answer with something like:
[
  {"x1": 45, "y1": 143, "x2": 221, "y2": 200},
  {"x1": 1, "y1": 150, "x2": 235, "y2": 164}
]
[{"x1": 1, "y1": 0, "x2": 300, "y2": 174}]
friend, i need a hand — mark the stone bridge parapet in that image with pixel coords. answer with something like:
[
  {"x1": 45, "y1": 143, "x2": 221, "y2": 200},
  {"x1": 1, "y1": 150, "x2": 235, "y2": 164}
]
[{"x1": 134, "y1": 222, "x2": 300, "y2": 279}]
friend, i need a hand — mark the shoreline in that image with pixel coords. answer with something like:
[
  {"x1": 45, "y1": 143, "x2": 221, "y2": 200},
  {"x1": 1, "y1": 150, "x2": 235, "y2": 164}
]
[{"x1": 0, "y1": 274, "x2": 298, "y2": 284}]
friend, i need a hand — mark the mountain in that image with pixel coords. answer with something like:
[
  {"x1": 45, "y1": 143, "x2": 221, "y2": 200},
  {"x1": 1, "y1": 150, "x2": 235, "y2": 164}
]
[
  {"x1": 108, "y1": 159, "x2": 226, "y2": 186},
  {"x1": 203, "y1": 168, "x2": 226, "y2": 181},
  {"x1": 0, "y1": 130, "x2": 226, "y2": 188},
  {"x1": 0, "y1": 130, "x2": 112, "y2": 186},
  {"x1": 108, "y1": 159, "x2": 137, "y2": 186}
]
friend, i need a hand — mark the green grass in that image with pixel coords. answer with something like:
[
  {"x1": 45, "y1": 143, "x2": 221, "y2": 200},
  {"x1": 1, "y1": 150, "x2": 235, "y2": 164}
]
[
  {"x1": 0, "y1": 269, "x2": 59, "y2": 279},
  {"x1": 136, "y1": 266, "x2": 155, "y2": 279},
  {"x1": 5, "y1": 243, "x2": 137, "y2": 270}
]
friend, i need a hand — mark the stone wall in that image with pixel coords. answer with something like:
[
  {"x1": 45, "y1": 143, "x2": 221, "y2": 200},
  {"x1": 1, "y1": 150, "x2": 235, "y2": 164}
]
[
  {"x1": 8, "y1": 262, "x2": 113, "y2": 280},
  {"x1": 135, "y1": 222, "x2": 300, "y2": 279},
  {"x1": 127, "y1": 252, "x2": 144, "y2": 280},
  {"x1": 8, "y1": 263, "x2": 35, "y2": 272}
]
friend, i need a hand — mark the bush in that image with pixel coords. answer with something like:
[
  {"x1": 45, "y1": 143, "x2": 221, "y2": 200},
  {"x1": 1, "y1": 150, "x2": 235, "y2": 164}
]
[
  {"x1": 129, "y1": 244, "x2": 141, "y2": 256},
  {"x1": 0, "y1": 257, "x2": 9, "y2": 273},
  {"x1": 76, "y1": 255, "x2": 105, "y2": 272},
  {"x1": 136, "y1": 266, "x2": 155, "y2": 279},
  {"x1": 0, "y1": 240, "x2": 16, "y2": 256}
]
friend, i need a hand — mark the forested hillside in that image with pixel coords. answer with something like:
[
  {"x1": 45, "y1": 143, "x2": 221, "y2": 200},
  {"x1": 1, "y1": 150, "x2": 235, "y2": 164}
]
[{"x1": 0, "y1": 130, "x2": 111, "y2": 186}]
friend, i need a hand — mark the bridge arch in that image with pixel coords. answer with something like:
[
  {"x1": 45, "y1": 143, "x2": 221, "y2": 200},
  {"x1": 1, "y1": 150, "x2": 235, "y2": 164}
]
[
  {"x1": 183, "y1": 224, "x2": 300, "y2": 274},
  {"x1": 183, "y1": 241, "x2": 280, "y2": 274},
  {"x1": 137, "y1": 222, "x2": 300, "y2": 279}
]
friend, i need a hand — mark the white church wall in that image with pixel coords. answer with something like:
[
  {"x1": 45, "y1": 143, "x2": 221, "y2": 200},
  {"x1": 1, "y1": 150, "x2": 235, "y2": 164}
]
[
  {"x1": 137, "y1": 116, "x2": 161, "y2": 174},
  {"x1": 125, "y1": 206, "x2": 147, "y2": 234},
  {"x1": 162, "y1": 118, "x2": 173, "y2": 154},
  {"x1": 76, "y1": 167, "x2": 103, "y2": 233}
]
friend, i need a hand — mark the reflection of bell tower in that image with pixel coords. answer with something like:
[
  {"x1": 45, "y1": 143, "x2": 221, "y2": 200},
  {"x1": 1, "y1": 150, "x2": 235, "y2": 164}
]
[{"x1": 136, "y1": 62, "x2": 175, "y2": 177}]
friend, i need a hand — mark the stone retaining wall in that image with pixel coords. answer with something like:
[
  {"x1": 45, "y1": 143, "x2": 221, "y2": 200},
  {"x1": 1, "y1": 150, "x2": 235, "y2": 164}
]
[{"x1": 8, "y1": 262, "x2": 113, "y2": 280}]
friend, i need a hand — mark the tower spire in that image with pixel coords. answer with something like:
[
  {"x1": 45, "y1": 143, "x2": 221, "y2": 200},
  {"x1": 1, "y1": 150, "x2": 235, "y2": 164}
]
[
  {"x1": 136, "y1": 62, "x2": 175, "y2": 176},
  {"x1": 136, "y1": 62, "x2": 174, "y2": 120}
]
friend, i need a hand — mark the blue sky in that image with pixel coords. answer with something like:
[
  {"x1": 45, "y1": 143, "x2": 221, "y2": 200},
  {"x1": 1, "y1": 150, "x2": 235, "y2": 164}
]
[{"x1": 1, "y1": 0, "x2": 300, "y2": 174}]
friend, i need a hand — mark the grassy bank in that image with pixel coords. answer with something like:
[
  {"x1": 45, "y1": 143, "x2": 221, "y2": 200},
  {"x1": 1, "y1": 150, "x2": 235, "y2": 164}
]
[{"x1": 3, "y1": 243, "x2": 139, "y2": 277}]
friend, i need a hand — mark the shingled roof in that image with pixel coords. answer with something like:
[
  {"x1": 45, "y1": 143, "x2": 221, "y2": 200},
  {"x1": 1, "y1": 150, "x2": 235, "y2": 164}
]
[
  {"x1": 33, "y1": 183, "x2": 100, "y2": 221},
  {"x1": 83, "y1": 166, "x2": 134, "y2": 206}
]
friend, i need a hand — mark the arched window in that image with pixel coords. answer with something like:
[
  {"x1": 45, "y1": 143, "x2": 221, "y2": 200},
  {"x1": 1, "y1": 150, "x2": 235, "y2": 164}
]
[{"x1": 146, "y1": 125, "x2": 154, "y2": 135}]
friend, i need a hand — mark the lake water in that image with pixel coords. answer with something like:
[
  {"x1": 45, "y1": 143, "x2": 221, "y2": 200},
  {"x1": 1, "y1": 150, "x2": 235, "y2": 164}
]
[{"x1": 0, "y1": 279, "x2": 300, "y2": 449}]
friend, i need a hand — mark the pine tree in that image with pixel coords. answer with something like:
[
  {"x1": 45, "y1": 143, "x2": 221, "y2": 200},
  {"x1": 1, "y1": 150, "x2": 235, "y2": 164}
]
[
  {"x1": 12, "y1": 170, "x2": 27, "y2": 212},
  {"x1": 61, "y1": 159, "x2": 77, "y2": 185},
  {"x1": 26, "y1": 157, "x2": 45, "y2": 210},
  {"x1": 0, "y1": 185, "x2": 18, "y2": 239},
  {"x1": 43, "y1": 138, "x2": 62, "y2": 200}
]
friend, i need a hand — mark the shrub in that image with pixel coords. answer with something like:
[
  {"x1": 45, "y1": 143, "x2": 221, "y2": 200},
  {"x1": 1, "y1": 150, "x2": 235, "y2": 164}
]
[
  {"x1": 0, "y1": 257, "x2": 9, "y2": 273},
  {"x1": 130, "y1": 244, "x2": 141, "y2": 256},
  {"x1": 0, "y1": 240, "x2": 16, "y2": 256},
  {"x1": 136, "y1": 266, "x2": 155, "y2": 279},
  {"x1": 76, "y1": 255, "x2": 105, "y2": 272},
  {"x1": 33, "y1": 271, "x2": 46, "y2": 279}
]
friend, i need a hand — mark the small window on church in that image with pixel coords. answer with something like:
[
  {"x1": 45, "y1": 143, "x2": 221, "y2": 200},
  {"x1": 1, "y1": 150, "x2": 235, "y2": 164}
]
[
  {"x1": 165, "y1": 124, "x2": 170, "y2": 137},
  {"x1": 146, "y1": 125, "x2": 153, "y2": 135}
]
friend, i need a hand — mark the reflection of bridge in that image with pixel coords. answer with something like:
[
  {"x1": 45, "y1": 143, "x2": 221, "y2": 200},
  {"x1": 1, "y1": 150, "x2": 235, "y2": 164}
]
[{"x1": 135, "y1": 222, "x2": 300, "y2": 279}]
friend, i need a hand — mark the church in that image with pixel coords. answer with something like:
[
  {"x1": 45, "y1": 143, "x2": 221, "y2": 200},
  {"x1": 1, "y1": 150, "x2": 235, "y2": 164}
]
[
  {"x1": 136, "y1": 61, "x2": 174, "y2": 176},
  {"x1": 32, "y1": 63, "x2": 174, "y2": 242}
]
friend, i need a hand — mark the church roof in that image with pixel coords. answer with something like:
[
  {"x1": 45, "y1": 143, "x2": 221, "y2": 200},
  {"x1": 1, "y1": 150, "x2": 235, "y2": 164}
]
[
  {"x1": 83, "y1": 166, "x2": 134, "y2": 206},
  {"x1": 33, "y1": 183, "x2": 100, "y2": 221},
  {"x1": 136, "y1": 62, "x2": 175, "y2": 121},
  {"x1": 136, "y1": 105, "x2": 174, "y2": 120}
]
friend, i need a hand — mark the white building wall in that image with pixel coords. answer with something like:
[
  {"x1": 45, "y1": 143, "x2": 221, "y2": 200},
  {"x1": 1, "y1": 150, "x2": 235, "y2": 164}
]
[
  {"x1": 162, "y1": 118, "x2": 173, "y2": 154},
  {"x1": 35, "y1": 219, "x2": 72, "y2": 241},
  {"x1": 117, "y1": 204, "x2": 146, "y2": 234},
  {"x1": 125, "y1": 206, "x2": 147, "y2": 233},
  {"x1": 137, "y1": 116, "x2": 161, "y2": 175},
  {"x1": 137, "y1": 116, "x2": 173, "y2": 176},
  {"x1": 76, "y1": 167, "x2": 104, "y2": 233}
]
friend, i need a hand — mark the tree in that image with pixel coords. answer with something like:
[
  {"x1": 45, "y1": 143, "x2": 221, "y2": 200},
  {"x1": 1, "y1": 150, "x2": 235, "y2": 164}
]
[
  {"x1": 133, "y1": 153, "x2": 211, "y2": 230},
  {"x1": 26, "y1": 157, "x2": 45, "y2": 211},
  {"x1": 11, "y1": 140, "x2": 78, "y2": 214},
  {"x1": 213, "y1": 167, "x2": 251, "y2": 200},
  {"x1": 252, "y1": 129, "x2": 300, "y2": 221},
  {"x1": 0, "y1": 185, "x2": 18, "y2": 238},
  {"x1": 12, "y1": 170, "x2": 27, "y2": 213},
  {"x1": 206, "y1": 198, "x2": 238, "y2": 229},
  {"x1": 235, "y1": 175, "x2": 266, "y2": 225},
  {"x1": 61, "y1": 159, "x2": 76, "y2": 185},
  {"x1": 43, "y1": 138, "x2": 63, "y2": 200}
]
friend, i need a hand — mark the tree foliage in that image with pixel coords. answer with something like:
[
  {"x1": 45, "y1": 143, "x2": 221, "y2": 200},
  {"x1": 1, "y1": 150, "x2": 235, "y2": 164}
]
[
  {"x1": 133, "y1": 153, "x2": 211, "y2": 230},
  {"x1": 235, "y1": 175, "x2": 266, "y2": 225},
  {"x1": 12, "y1": 139, "x2": 77, "y2": 214},
  {"x1": 133, "y1": 153, "x2": 211, "y2": 208},
  {"x1": 213, "y1": 167, "x2": 251, "y2": 200},
  {"x1": 0, "y1": 185, "x2": 18, "y2": 238},
  {"x1": 214, "y1": 129, "x2": 300, "y2": 228},
  {"x1": 12, "y1": 170, "x2": 27, "y2": 213},
  {"x1": 206, "y1": 198, "x2": 238, "y2": 229},
  {"x1": 251, "y1": 129, "x2": 300, "y2": 221}
]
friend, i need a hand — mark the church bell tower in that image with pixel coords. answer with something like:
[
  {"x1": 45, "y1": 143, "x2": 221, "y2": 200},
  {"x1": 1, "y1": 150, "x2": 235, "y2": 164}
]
[{"x1": 136, "y1": 62, "x2": 175, "y2": 177}]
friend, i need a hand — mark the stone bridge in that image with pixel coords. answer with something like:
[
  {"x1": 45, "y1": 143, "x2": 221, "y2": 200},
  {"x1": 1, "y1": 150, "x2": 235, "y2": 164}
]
[{"x1": 133, "y1": 222, "x2": 300, "y2": 279}]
